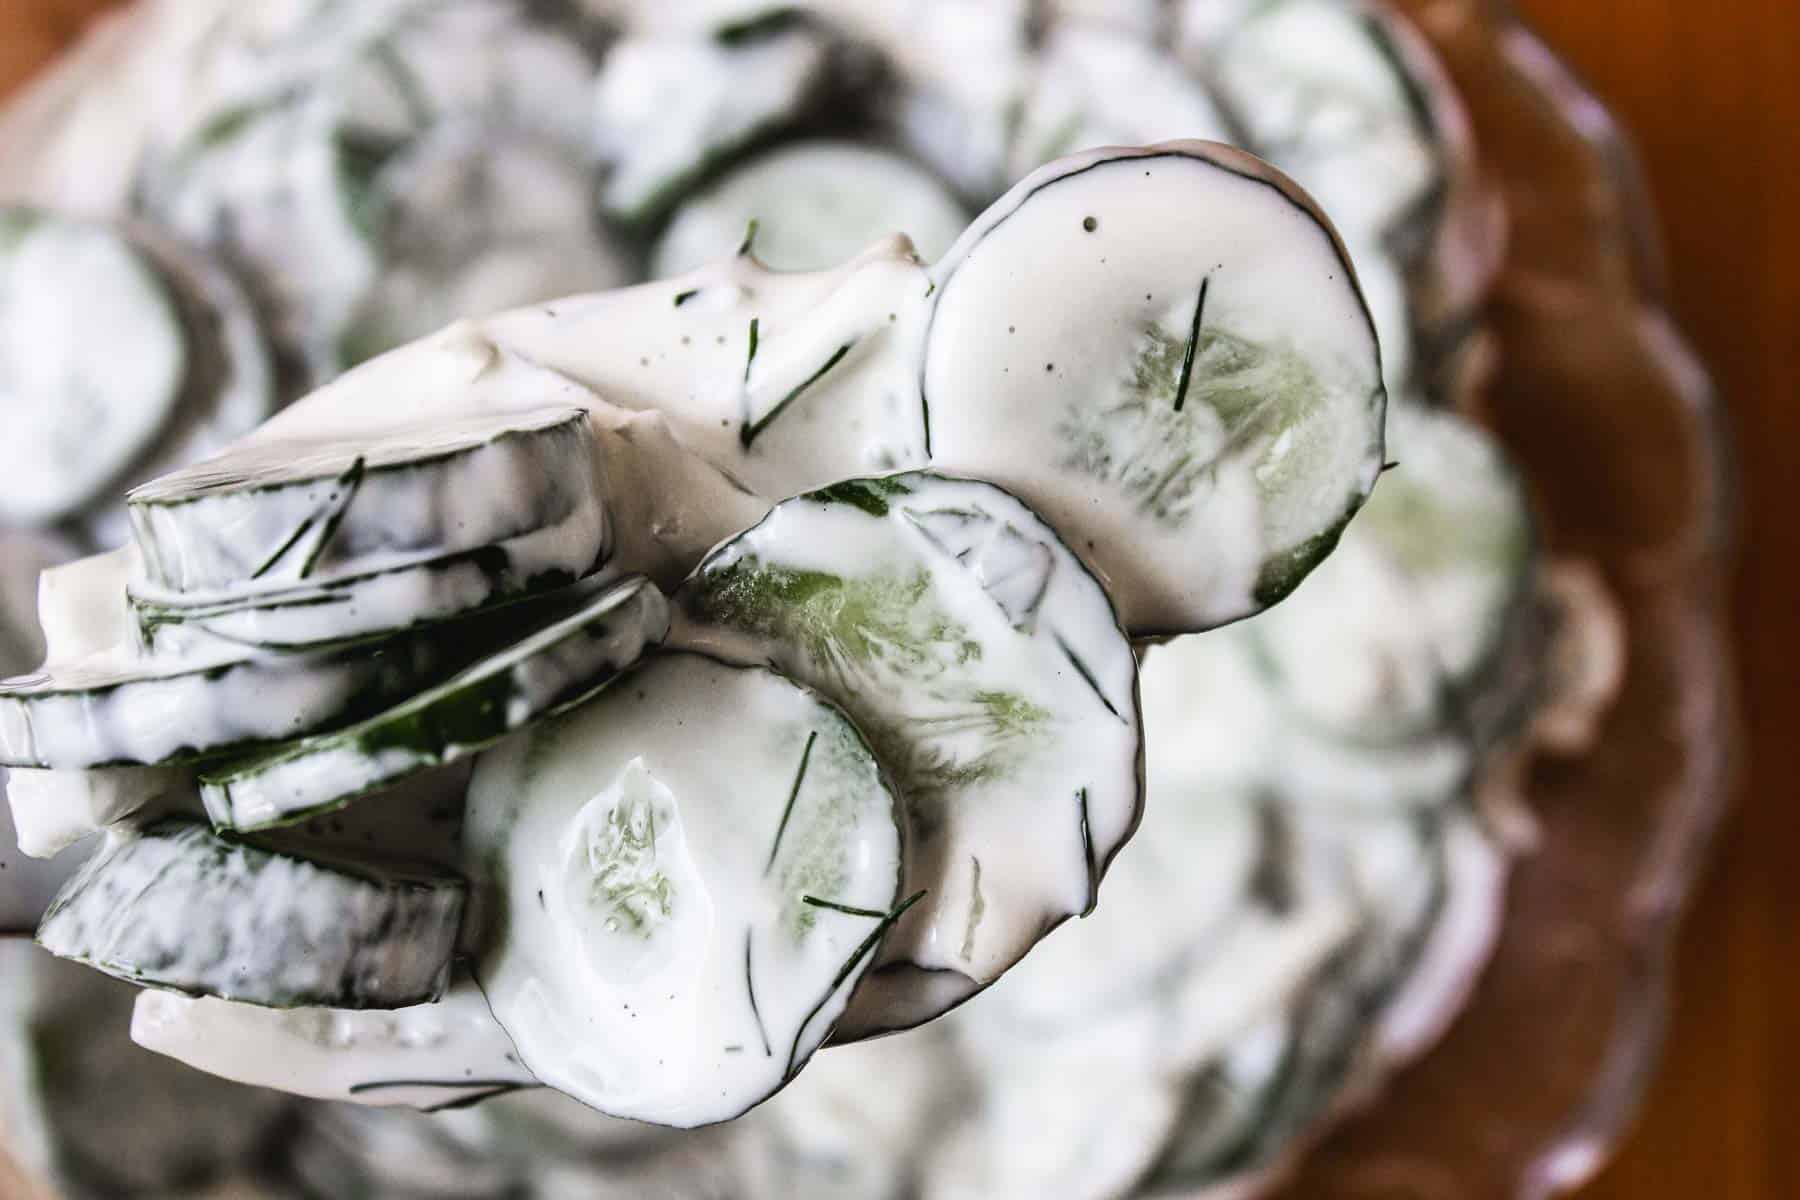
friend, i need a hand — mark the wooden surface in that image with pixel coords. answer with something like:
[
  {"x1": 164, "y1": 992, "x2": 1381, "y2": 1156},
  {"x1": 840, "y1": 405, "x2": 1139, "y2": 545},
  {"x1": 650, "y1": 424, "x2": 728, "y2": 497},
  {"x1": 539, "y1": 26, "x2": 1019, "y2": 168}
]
[
  {"x1": 0, "y1": 1, "x2": 1791, "y2": 1195},
  {"x1": 1506, "y1": 2, "x2": 1797, "y2": 1195}
]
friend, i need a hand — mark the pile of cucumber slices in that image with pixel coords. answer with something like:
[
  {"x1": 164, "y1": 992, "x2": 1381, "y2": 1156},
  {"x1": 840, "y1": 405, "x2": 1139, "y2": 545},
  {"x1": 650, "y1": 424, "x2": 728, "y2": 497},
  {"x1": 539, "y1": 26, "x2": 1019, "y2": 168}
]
[{"x1": 0, "y1": 2, "x2": 1572, "y2": 1199}]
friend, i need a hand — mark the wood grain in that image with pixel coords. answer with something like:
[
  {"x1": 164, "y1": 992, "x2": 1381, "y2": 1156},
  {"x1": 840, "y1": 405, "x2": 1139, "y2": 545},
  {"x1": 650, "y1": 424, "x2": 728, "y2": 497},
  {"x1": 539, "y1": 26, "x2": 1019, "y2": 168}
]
[{"x1": 0, "y1": 1, "x2": 1789, "y2": 1195}]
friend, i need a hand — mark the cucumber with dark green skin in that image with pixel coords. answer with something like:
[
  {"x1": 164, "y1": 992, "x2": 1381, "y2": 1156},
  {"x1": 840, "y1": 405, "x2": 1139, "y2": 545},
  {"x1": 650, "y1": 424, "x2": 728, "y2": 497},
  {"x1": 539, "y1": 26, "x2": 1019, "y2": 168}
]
[
  {"x1": 129, "y1": 516, "x2": 603, "y2": 652},
  {"x1": 201, "y1": 575, "x2": 670, "y2": 832},
  {"x1": 126, "y1": 405, "x2": 607, "y2": 597},
  {"x1": 36, "y1": 816, "x2": 466, "y2": 1009},
  {"x1": 922, "y1": 141, "x2": 1387, "y2": 637},
  {"x1": 0, "y1": 603, "x2": 508, "y2": 770},
  {"x1": 678, "y1": 472, "x2": 1142, "y2": 1038}
]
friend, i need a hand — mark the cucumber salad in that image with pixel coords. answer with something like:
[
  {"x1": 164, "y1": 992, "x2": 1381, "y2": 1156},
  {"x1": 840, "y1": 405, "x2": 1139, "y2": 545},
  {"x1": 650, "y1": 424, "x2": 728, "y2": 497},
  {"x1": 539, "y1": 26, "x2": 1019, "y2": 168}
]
[{"x1": 0, "y1": 2, "x2": 1625, "y2": 1198}]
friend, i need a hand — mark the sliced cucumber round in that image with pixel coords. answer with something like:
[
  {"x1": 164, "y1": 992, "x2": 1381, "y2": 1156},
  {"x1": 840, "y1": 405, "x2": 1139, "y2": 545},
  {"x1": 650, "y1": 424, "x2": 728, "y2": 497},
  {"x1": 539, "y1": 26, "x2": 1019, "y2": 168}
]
[
  {"x1": 1246, "y1": 403, "x2": 1534, "y2": 744},
  {"x1": 0, "y1": 208, "x2": 187, "y2": 525},
  {"x1": 5, "y1": 763, "x2": 194, "y2": 860},
  {"x1": 37, "y1": 816, "x2": 466, "y2": 1009},
  {"x1": 652, "y1": 139, "x2": 971, "y2": 276},
  {"x1": 0, "y1": 611, "x2": 499, "y2": 770},
  {"x1": 678, "y1": 472, "x2": 1142, "y2": 1035},
  {"x1": 344, "y1": 125, "x2": 632, "y2": 367},
  {"x1": 593, "y1": 21, "x2": 834, "y2": 225},
  {"x1": 923, "y1": 141, "x2": 1386, "y2": 635},
  {"x1": 1185, "y1": 0, "x2": 1441, "y2": 248},
  {"x1": 465, "y1": 651, "x2": 906, "y2": 1127},
  {"x1": 201, "y1": 575, "x2": 669, "y2": 832},
  {"x1": 131, "y1": 974, "x2": 537, "y2": 1109},
  {"x1": 1005, "y1": 24, "x2": 1232, "y2": 180},
  {"x1": 127, "y1": 405, "x2": 607, "y2": 597},
  {"x1": 131, "y1": 522, "x2": 605, "y2": 652}
]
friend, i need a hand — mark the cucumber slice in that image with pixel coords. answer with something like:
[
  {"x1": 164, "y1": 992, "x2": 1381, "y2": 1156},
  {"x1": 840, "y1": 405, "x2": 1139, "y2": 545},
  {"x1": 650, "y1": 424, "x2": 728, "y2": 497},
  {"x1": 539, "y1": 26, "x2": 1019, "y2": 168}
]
[
  {"x1": 464, "y1": 651, "x2": 906, "y2": 1127},
  {"x1": 142, "y1": 93, "x2": 380, "y2": 387},
  {"x1": 1186, "y1": 0, "x2": 1440, "y2": 247},
  {"x1": 77, "y1": 224, "x2": 282, "y2": 552},
  {"x1": 201, "y1": 575, "x2": 669, "y2": 832},
  {"x1": 127, "y1": 405, "x2": 607, "y2": 597},
  {"x1": 0, "y1": 609, "x2": 501, "y2": 769},
  {"x1": 0, "y1": 208, "x2": 187, "y2": 525},
  {"x1": 130, "y1": 518, "x2": 608, "y2": 652},
  {"x1": 344, "y1": 125, "x2": 632, "y2": 367},
  {"x1": 923, "y1": 142, "x2": 1386, "y2": 635},
  {"x1": 0, "y1": 941, "x2": 291, "y2": 1199},
  {"x1": 593, "y1": 22, "x2": 834, "y2": 224},
  {"x1": 131, "y1": 974, "x2": 537, "y2": 1109},
  {"x1": 1247, "y1": 403, "x2": 1534, "y2": 744},
  {"x1": 37, "y1": 816, "x2": 465, "y2": 1008},
  {"x1": 5, "y1": 764, "x2": 194, "y2": 860},
  {"x1": 677, "y1": 472, "x2": 1141, "y2": 1032},
  {"x1": 146, "y1": 0, "x2": 599, "y2": 384},
  {"x1": 1005, "y1": 25, "x2": 1232, "y2": 180},
  {"x1": 651, "y1": 139, "x2": 970, "y2": 276}
]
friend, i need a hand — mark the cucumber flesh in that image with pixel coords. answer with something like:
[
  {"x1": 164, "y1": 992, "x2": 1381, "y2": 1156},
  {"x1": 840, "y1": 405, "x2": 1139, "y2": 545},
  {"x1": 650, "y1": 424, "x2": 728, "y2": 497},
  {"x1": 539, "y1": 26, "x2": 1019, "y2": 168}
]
[
  {"x1": 594, "y1": 24, "x2": 832, "y2": 224},
  {"x1": 5, "y1": 764, "x2": 194, "y2": 860},
  {"x1": 201, "y1": 575, "x2": 669, "y2": 832},
  {"x1": 127, "y1": 404, "x2": 607, "y2": 598},
  {"x1": 130, "y1": 974, "x2": 537, "y2": 1109},
  {"x1": 652, "y1": 139, "x2": 971, "y2": 276},
  {"x1": 0, "y1": 208, "x2": 187, "y2": 525},
  {"x1": 37, "y1": 816, "x2": 466, "y2": 1009},
  {"x1": 464, "y1": 651, "x2": 906, "y2": 1127},
  {"x1": 678, "y1": 473, "x2": 1141, "y2": 1034},
  {"x1": 924, "y1": 142, "x2": 1386, "y2": 634}
]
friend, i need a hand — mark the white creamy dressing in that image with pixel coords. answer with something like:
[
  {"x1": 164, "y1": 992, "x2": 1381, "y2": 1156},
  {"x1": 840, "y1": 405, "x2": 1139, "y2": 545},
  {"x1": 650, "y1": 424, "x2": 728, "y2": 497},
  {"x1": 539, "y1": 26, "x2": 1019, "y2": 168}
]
[
  {"x1": 465, "y1": 652, "x2": 905, "y2": 1127},
  {"x1": 4, "y1": 765, "x2": 193, "y2": 860},
  {"x1": 925, "y1": 143, "x2": 1385, "y2": 632},
  {"x1": 677, "y1": 474, "x2": 1142, "y2": 1031},
  {"x1": 130, "y1": 975, "x2": 536, "y2": 1107}
]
